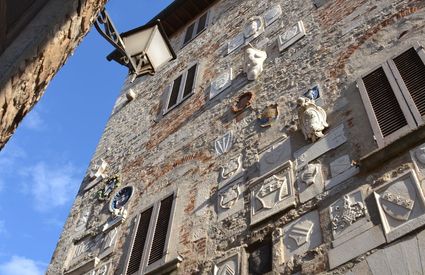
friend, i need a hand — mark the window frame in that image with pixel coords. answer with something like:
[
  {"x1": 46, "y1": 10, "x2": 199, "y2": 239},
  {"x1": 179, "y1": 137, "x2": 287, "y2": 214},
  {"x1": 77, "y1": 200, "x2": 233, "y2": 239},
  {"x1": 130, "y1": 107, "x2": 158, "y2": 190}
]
[
  {"x1": 123, "y1": 190, "x2": 178, "y2": 275},
  {"x1": 181, "y1": 11, "x2": 211, "y2": 48},
  {"x1": 357, "y1": 43, "x2": 425, "y2": 148},
  {"x1": 163, "y1": 62, "x2": 200, "y2": 115}
]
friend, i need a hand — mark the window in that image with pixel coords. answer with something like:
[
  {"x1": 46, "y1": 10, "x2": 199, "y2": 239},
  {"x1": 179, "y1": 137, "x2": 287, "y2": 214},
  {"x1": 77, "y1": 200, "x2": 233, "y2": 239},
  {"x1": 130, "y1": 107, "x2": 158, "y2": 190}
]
[
  {"x1": 357, "y1": 45, "x2": 425, "y2": 147},
  {"x1": 182, "y1": 12, "x2": 209, "y2": 46},
  {"x1": 247, "y1": 237, "x2": 273, "y2": 275},
  {"x1": 163, "y1": 63, "x2": 199, "y2": 114},
  {"x1": 125, "y1": 193, "x2": 177, "y2": 275}
]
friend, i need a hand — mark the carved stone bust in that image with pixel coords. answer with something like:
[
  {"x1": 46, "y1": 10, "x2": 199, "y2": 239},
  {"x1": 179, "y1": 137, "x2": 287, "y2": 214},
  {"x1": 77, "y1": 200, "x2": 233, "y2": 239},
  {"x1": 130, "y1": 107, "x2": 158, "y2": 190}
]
[
  {"x1": 297, "y1": 97, "x2": 328, "y2": 142},
  {"x1": 244, "y1": 46, "x2": 267, "y2": 81}
]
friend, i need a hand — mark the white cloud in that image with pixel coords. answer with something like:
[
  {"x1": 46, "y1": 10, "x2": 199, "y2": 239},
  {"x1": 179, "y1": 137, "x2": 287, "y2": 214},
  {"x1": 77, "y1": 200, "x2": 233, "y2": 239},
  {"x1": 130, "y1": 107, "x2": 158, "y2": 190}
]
[
  {"x1": 0, "y1": 256, "x2": 45, "y2": 275},
  {"x1": 22, "y1": 162, "x2": 80, "y2": 212},
  {"x1": 22, "y1": 110, "x2": 44, "y2": 131}
]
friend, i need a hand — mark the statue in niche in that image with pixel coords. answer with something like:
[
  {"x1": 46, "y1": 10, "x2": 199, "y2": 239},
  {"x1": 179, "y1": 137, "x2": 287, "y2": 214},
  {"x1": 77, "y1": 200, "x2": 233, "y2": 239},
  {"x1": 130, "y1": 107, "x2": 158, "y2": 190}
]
[
  {"x1": 297, "y1": 97, "x2": 328, "y2": 142},
  {"x1": 244, "y1": 46, "x2": 267, "y2": 81},
  {"x1": 244, "y1": 16, "x2": 264, "y2": 39}
]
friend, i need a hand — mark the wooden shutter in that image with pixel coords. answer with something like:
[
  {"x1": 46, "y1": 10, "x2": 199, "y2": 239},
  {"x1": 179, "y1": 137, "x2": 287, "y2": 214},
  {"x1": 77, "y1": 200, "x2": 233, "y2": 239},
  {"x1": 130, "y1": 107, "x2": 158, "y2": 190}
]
[
  {"x1": 126, "y1": 207, "x2": 153, "y2": 275},
  {"x1": 183, "y1": 64, "x2": 197, "y2": 98},
  {"x1": 389, "y1": 47, "x2": 425, "y2": 124},
  {"x1": 183, "y1": 22, "x2": 195, "y2": 45},
  {"x1": 357, "y1": 63, "x2": 415, "y2": 147},
  {"x1": 148, "y1": 194, "x2": 174, "y2": 265},
  {"x1": 167, "y1": 75, "x2": 182, "y2": 109},
  {"x1": 196, "y1": 13, "x2": 208, "y2": 35}
]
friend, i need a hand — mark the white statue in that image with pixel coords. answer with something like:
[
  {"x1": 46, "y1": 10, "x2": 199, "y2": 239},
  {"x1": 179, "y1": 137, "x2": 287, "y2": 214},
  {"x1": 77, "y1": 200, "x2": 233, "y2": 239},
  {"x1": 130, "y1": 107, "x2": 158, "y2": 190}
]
[
  {"x1": 297, "y1": 97, "x2": 328, "y2": 142},
  {"x1": 244, "y1": 46, "x2": 267, "y2": 80},
  {"x1": 89, "y1": 159, "x2": 108, "y2": 180}
]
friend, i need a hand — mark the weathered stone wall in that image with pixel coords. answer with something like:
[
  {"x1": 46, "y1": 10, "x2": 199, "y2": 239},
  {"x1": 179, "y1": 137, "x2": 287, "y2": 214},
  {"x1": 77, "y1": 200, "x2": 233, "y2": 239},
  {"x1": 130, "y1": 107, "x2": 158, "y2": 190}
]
[
  {"x1": 0, "y1": 0, "x2": 107, "y2": 150},
  {"x1": 48, "y1": 0, "x2": 425, "y2": 274}
]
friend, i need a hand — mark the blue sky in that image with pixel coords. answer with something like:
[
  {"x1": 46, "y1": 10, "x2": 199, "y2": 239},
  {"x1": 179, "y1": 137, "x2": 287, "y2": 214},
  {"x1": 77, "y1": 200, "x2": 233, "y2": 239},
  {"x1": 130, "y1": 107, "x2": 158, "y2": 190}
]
[{"x1": 0, "y1": 1, "x2": 173, "y2": 274}]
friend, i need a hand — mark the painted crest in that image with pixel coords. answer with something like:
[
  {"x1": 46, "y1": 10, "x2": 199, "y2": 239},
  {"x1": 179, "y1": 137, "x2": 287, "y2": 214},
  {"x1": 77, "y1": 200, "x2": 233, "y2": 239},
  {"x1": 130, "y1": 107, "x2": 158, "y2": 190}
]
[
  {"x1": 215, "y1": 131, "x2": 234, "y2": 156},
  {"x1": 258, "y1": 104, "x2": 278, "y2": 127}
]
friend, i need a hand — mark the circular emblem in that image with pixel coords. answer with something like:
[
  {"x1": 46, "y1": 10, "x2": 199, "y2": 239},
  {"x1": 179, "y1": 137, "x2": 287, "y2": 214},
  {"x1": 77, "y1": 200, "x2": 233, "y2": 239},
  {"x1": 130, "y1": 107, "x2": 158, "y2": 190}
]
[{"x1": 109, "y1": 186, "x2": 133, "y2": 212}]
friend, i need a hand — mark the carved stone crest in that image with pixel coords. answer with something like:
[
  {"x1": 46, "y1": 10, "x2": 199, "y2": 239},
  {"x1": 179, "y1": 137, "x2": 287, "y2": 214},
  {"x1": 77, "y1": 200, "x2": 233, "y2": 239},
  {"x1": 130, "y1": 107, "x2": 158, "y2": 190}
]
[
  {"x1": 297, "y1": 97, "x2": 328, "y2": 142},
  {"x1": 215, "y1": 253, "x2": 240, "y2": 275},
  {"x1": 255, "y1": 175, "x2": 288, "y2": 209},
  {"x1": 288, "y1": 220, "x2": 314, "y2": 246},
  {"x1": 210, "y1": 68, "x2": 233, "y2": 99},
  {"x1": 279, "y1": 211, "x2": 322, "y2": 262},
  {"x1": 217, "y1": 178, "x2": 245, "y2": 221},
  {"x1": 297, "y1": 163, "x2": 324, "y2": 203},
  {"x1": 219, "y1": 184, "x2": 240, "y2": 209},
  {"x1": 250, "y1": 161, "x2": 296, "y2": 225},
  {"x1": 84, "y1": 159, "x2": 108, "y2": 191},
  {"x1": 243, "y1": 16, "x2": 264, "y2": 39},
  {"x1": 374, "y1": 170, "x2": 425, "y2": 242},
  {"x1": 415, "y1": 146, "x2": 425, "y2": 165},
  {"x1": 219, "y1": 155, "x2": 243, "y2": 188},
  {"x1": 244, "y1": 46, "x2": 267, "y2": 81},
  {"x1": 330, "y1": 194, "x2": 367, "y2": 236},
  {"x1": 215, "y1": 131, "x2": 234, "y2": 156}
]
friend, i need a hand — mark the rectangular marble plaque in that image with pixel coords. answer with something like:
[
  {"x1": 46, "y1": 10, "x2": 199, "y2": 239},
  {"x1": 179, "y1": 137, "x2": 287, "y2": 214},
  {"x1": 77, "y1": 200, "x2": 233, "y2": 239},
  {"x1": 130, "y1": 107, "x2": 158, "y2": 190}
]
[
  {"x1": 226, "y1": 33, "x2": 244, "y2": 55},
  {"x1": 278, "y1": 21, "x2": 306, "y2": 52},
  {"x1": 249, "y1": 161, "x2": 296, "y2": 225},
  {"x1": 210, "y1": 68, "x2": 233, "y2": 99},
  {"x1": 294, "y1": 124, "x2": 347, "y2": 169}
]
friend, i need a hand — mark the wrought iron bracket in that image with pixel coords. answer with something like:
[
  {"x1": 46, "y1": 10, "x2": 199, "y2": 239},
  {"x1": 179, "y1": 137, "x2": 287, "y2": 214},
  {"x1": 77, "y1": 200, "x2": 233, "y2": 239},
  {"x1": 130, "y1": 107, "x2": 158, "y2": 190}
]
[{"x1": 94, "y1": 8, "x2": 137, "y2": 74}]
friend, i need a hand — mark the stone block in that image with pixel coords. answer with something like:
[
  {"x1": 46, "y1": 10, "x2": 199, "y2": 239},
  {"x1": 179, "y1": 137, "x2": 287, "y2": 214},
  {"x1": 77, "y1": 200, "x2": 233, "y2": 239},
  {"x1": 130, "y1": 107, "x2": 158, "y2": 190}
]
[
  {"x1": 249, "y1": 161, "x2": 296, "y2": 225},
  {"x1": 278, "y1": 210, "x2": 322, "y2": 262},
  {"x1": 263, "y1": 4, "x2": 282, "y2": 26},
  {"x1": 294, "y1": 124, "x2": 347, "y2": 169},
  {"x1": 297, "y1": 163, "x2": 324, "y2": 203},
  {"x1": 217, "y1": 177, "x2": 245, "y2": 221},
  {"x1": 328, "y1": 225, "x2": 386, "y2": 269},
  {"x1": 366, "y1": 249, "x2": 391, "y2": 275},
  {"x1": 344, "y1": 260, "x2": 372, "y2": 275},
  {"x1": 330, "y1": 155, "x2": 352, "y2": 178},
  {"x1": 410, "y1": 142, "x2": 425, "y2": 177},
  {"x1": 226, "y1": 33, "x2": 244, "y2": 55},
  {"x1": 366, "y1": 236, "x2": 422, "y2": 275},
  {"x1": 278, "y1": 21, "x2": 306, "y2": 52},
  {"x1": 374, "y1": 170, "x2": 425, "y2": 242},
  {"x1": 325, "y1": 166, "x2": 359, "y2": 190},
  {"x1": 258, "y1": 137, "x2": 292, "y2": 176}
]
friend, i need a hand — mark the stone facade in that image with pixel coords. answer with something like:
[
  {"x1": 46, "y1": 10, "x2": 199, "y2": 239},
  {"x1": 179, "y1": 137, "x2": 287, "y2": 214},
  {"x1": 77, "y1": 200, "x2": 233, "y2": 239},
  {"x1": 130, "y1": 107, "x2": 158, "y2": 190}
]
[
  {"x1": 48, "y1": 0, "x2": 425, "y2": 274},
  {"x1": 0, "y1": 0, "x2": 106, "y2": 149}
]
